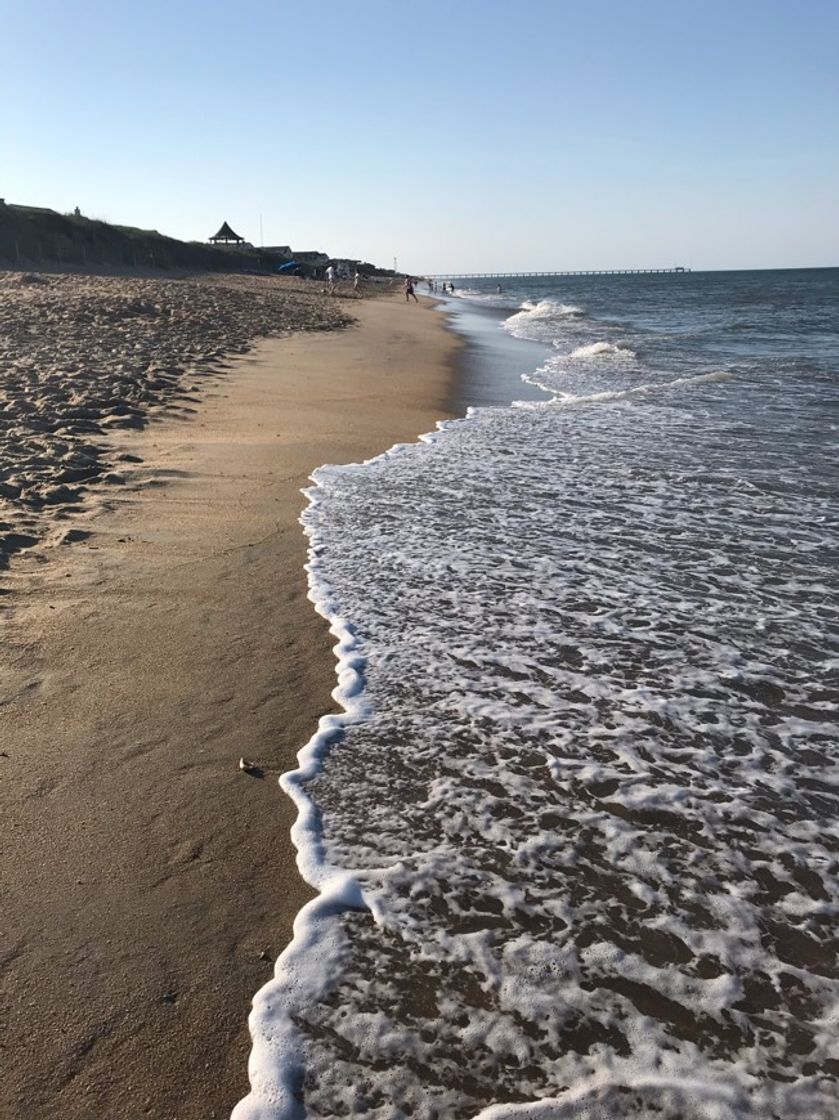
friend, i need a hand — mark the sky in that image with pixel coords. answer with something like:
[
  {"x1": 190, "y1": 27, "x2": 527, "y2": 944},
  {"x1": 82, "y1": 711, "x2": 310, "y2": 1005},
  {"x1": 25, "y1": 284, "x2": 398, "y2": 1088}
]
[{"x1": 3, "y1": 0, "x2": 837, "y2": 273}]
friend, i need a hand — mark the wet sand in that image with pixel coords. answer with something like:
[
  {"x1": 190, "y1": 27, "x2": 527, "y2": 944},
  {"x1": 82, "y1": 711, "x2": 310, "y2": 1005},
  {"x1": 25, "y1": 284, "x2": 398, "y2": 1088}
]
[{"x1": 0, "y1": 290, "x2": 460, "y2": 1119}]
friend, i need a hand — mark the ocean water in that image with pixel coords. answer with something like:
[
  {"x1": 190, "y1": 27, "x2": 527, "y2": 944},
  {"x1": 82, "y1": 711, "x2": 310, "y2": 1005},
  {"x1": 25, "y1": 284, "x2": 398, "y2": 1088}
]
[{"x1": 234, "y1": 270, "x2": 839, "y2": 1120}]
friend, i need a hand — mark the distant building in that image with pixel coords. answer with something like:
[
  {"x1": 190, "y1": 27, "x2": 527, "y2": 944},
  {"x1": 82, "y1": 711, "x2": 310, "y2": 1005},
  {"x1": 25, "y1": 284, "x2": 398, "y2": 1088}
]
[
  {"x1": 263, "y1": 245, "x2": 292, "y2": 259},
  {"x1": 292, "y1": 250, "x2": 329, "y2": 266},
  {"x1": 8, "y1": 204, "x2": 58, "y2": 215}
]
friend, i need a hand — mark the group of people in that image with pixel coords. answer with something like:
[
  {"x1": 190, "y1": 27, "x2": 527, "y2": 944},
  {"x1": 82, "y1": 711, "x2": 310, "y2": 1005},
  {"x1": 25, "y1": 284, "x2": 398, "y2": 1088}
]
[
  {"x1": 401, "y1": 275, "x2": 469, "y2": 303},
  {"x1": 325, "y1": 264, "x2": 362, "y2": 296},
  {"x1": 321, "y1": 268, "x2": 471, "y2": 303},
  {"x1": 404, "y1": 276, "x2": 459, "y2": 302},
  {"x1": 403, "y1": 278, "x2": 457, "y2": 300}
]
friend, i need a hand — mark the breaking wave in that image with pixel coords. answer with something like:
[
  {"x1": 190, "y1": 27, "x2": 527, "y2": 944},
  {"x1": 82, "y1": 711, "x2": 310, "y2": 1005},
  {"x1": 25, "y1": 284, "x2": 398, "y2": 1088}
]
[{"x1": 568, "y1": 341, "x2": 636, "y2": 359}]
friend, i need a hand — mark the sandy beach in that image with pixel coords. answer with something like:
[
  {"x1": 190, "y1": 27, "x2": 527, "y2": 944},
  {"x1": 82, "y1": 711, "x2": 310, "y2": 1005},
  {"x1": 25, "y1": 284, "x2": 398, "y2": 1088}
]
[{"x1": 0, "y1": 277, "x2": 460, "y2": 1119}]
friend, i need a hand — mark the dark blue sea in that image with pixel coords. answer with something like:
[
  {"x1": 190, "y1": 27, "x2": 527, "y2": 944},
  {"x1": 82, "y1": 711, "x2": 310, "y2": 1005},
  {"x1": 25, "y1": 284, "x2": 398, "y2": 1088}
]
[{"x1": 237, "y1": 269, "x2": 839, "y2": 1120}]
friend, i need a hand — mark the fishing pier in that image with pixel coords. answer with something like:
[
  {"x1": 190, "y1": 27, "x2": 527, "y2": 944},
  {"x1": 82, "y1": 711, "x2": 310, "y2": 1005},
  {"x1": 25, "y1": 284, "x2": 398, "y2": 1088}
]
[{"x1": 427, "y1": 267, "x2": 690, "y2": 279}]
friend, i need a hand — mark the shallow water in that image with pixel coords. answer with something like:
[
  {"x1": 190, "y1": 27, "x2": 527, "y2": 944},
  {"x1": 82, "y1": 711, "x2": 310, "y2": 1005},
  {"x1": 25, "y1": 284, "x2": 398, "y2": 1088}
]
[{"x1": 236, "y1": 269, "x2": 839, "y2": 1120}]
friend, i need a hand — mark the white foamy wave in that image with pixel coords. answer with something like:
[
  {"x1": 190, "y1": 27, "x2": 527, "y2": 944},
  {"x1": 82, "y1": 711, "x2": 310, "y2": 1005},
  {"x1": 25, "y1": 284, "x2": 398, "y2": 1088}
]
[
  {"x1": 521, "y1": 298, "x2": 584, "y2": 317},
  {"x1": 511, "y1": 298, "x2": 585, "y2": 321},
  {"x1": 521, "y1": 364, "x2": 730, "y2": 405},
  {"x1": 504, "y1": 300, "x2": 587, "y2": 343},
  {"x1": 568, "y1": 340, "x2": 636, "y2": 359},
  {"x1": 448, "y1": 287, "x2": 486, "y2": 300},
  {"x1": 448, "y1": 287, "x2": 524, "y2": 310},
  {"x1": 235, "y1": 382, "x2": 839, "y2": 1119},
  {"x1": 554, "y1": 369, "x2": 731, "y2": 406},
  {"x1": 468, "y1": 1078, "x2": 834, "y2": 1120},
  {"x1": 231, "y1": 504, "x2": 378, "y2": 1120}
]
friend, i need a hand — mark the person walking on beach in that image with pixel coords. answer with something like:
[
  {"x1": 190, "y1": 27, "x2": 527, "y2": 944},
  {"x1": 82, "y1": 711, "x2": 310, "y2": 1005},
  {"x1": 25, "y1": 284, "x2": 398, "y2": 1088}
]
[
  {"x1": 404, "y1": 276, "x2": 418, "y2": 303},
  {"x1": 353, "y1": 270, "x2": 361, "y2": 294},
  {"x1": 326, "y1": 264, "x2": 336, "y2": 295}
]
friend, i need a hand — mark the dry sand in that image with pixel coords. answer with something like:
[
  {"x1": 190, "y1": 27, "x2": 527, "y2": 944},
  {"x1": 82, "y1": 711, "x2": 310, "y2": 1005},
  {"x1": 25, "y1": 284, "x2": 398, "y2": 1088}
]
[
  {"x1": 0, "y1": 270, "x2": 353, "y2": 565},
  {"x1": 0, "y1": 287, "x2": 460, "y2": 1119}
]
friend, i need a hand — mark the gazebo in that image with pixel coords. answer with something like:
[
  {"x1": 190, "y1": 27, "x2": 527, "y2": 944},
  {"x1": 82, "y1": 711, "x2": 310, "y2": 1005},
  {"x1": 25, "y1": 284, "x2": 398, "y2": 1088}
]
[{"x1": 209, "y1": 221, "x2": 244, "y2": 244}]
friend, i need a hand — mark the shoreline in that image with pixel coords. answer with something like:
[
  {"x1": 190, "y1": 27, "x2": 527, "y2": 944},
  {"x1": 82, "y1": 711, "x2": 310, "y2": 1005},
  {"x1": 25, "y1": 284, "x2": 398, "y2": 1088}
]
[
  {"x1": 1, "y1": 292, "x2": 461, "y2": 1119},
  {"x1": 437, "y1": 293, "x2": 552, "y2": 411}
]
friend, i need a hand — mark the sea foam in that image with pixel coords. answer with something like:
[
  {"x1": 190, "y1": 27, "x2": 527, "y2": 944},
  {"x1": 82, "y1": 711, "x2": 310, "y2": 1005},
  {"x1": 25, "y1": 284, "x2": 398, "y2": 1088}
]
[
  {"x1": 235, "y1": 384, "x2": 839, "y2": 1119},
  {"x1": 235, "y1": 271, "x2": 839, "y2": 1119},
  {"x1": 568, "y1": 341, "x2": 636, "y2": 359}
]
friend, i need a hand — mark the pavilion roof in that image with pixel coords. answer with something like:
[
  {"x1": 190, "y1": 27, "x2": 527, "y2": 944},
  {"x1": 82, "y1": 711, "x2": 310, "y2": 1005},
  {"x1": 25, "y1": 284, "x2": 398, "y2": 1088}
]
[{"x1": 209, "y1": 221, "x2": 243, "y2": 242}]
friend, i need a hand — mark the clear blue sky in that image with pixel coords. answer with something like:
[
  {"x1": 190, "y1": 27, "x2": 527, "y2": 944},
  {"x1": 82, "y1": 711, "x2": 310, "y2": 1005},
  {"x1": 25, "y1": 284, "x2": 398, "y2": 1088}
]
[{"x1": 3, "y1": 0, "x2": 837, "y2": 272}]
